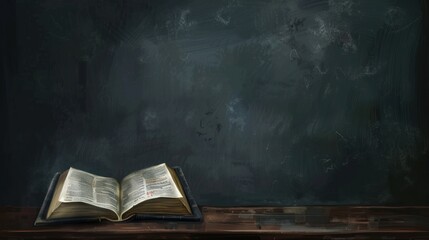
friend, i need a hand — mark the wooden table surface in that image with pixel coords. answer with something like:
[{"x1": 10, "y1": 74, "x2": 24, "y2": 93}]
[{"x1": 1, "y1": 206, "x2": 429, "y2": 239}]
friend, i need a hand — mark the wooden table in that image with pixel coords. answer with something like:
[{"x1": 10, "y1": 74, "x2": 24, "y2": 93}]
[{"x1": 1, "y1": 206, "x2": 429, "y2": 239}]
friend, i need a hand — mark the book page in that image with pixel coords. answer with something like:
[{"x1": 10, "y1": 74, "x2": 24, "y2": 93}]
[
  {"x1": 58, "y1": 168, "x2": 120, "y2": 216},
  {"x1": 120, "y1": 163, "x2": 182, "y2": 215}
]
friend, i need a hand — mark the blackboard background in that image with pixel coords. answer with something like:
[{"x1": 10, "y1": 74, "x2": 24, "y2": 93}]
[{"x1": 1, "y1": 0, "x2": 428, "y2": 206}]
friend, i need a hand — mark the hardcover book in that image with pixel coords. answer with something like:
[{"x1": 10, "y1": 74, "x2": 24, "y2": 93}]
[{"x1": 34, "y1": 163, "x2": 202, "y2": 225}]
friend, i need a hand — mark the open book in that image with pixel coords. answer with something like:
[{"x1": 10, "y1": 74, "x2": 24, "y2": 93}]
[{"x1": 42, "y1": 163, "x2": 194, "y2": 222}]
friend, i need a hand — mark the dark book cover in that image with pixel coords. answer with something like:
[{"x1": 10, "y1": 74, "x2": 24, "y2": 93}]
[{"x1": 34, "y1": 167, "x2": 202, "y2": 226}]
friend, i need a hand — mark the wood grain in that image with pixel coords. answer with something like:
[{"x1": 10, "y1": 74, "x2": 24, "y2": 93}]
[{"x1": 1, "y1": 206, "x2": 429, "y2": 239}]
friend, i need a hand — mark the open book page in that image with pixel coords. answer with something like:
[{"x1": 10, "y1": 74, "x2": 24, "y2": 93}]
[
  {"x1": 58, "y1": 168, "x2": 120, "y2": 217},
  {"x1": 120, "y1": 163, "x2": 183, "y2": 216}
]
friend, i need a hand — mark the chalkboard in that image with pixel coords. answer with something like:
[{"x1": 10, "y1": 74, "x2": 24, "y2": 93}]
[{"x1": 1, "y1": 0, "x2": 428, "y2": 206}]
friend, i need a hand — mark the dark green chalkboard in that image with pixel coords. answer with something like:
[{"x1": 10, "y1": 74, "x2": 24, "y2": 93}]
[{"x1": 1, "y1": 0, "x2": 428, "y2": 206}]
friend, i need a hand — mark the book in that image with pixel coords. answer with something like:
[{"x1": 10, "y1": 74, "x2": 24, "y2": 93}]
[{"x1": 34, "y1": 163, "x2": 202, "y2": 225}]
